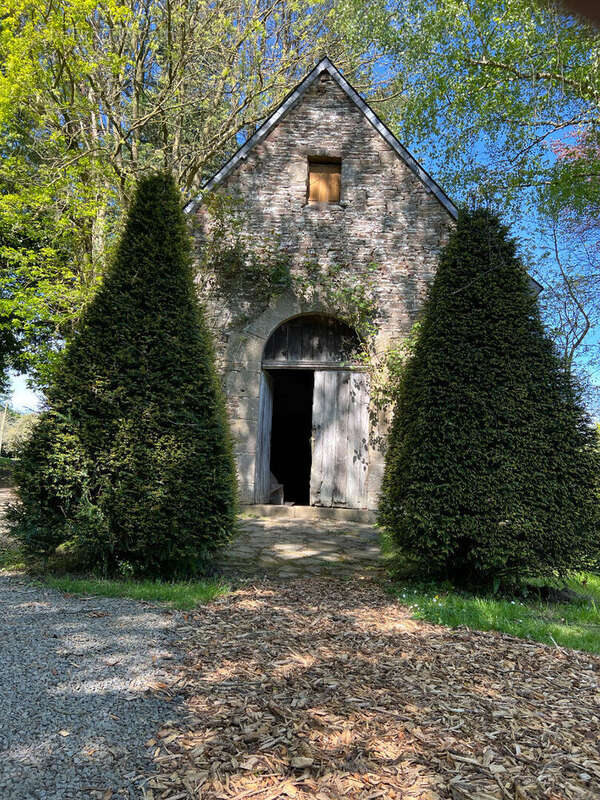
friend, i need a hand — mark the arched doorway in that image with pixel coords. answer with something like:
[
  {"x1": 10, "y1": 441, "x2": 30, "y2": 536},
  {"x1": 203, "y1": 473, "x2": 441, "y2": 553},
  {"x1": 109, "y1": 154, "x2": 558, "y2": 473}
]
[{"x1": 255, "y1": 314, "x2": 369, "y2": 508}]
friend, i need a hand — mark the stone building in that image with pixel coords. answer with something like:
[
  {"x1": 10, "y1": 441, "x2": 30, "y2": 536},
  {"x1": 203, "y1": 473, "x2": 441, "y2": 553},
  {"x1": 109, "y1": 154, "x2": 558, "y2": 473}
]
[{"x1": 186, "y1": 57, "x2": 457, "y2": 512}]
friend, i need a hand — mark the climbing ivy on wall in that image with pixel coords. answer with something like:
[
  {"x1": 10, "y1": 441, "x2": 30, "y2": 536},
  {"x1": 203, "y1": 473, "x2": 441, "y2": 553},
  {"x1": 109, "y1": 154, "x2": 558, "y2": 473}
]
[
  {"x1": 291, "y1": 259, "x2": 379, "y2": 344},
  {"x1": 195, "y1": 192, "x2": 380, "y2": 343},
  {"x1": 194, "y1": 194, "x2": 292, "y2": 324},
  {"x1": 370, "y1": 322, "x2": 421, "y2": 424}
]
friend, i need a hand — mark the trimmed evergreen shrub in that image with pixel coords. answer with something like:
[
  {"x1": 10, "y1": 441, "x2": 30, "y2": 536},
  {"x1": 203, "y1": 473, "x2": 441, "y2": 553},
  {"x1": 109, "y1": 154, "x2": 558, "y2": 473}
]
[
  {"x1": 378, "y1": 208, "x2": 600, "y2": 587},
  {"x1": 11, "y1": 412, "x2": 93, "y2": 555},
  {"x1": 11, "y1": 173, "x2": 236, "y2": 576}
]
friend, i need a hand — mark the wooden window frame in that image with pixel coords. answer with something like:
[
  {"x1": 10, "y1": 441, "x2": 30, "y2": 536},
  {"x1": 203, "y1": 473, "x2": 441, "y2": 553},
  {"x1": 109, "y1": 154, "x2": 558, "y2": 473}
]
[{"x1": 307, "y1": 157, "x2": 342, "y2": 204}]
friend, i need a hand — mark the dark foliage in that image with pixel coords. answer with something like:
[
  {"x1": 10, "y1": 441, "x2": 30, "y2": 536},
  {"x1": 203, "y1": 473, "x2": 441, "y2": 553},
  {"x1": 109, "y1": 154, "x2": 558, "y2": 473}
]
[
  {"x1": 12, "y1": 173, "x2": 236, "y2": 576},
  {"x1": 378, "y1": 208, "x2": 600, "y2": 587}
]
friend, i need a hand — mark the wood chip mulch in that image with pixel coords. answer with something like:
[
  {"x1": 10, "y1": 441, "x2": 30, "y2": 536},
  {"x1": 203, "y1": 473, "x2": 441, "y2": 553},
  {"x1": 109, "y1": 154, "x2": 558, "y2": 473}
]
[{"x1": 144, "y1": 579, "x2": 600, "y2": 800}]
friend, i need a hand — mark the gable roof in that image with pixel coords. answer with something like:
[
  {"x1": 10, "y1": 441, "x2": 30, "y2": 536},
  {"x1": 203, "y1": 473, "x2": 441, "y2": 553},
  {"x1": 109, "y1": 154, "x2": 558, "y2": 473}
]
[
  {"x1": 184, "y1": 56, "x2": 458, "y2": 218},
  {"x1": 185, "y1": 57, "x2": 542, "y2": 296}
]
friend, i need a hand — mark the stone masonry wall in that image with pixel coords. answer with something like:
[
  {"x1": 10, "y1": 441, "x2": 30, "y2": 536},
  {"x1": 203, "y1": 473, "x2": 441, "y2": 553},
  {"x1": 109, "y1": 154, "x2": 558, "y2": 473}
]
[{"x1": 193, "y1": 71, "x2": 455, "y2": 507}]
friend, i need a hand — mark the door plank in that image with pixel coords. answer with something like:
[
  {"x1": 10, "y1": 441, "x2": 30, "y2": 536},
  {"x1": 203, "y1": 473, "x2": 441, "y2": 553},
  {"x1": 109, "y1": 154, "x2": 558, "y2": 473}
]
[
  {"x1": 254, "y1": 371, "x2": 274, "y2": 503},
  {"x1": 351, "y1": 372, "x2": 369, "y2": 507},
  {"x1": 309, "y1": 370, "x2": 326, "y2": 505},
  {"x1": 319, "y1": 371, "x2": 336, "y2": 506},
  {"x1": 346, "y1": 372, "x2": 360, "y2": 507},
  {"x1": 287, "y1": 320, "x2": 302, "y2": 361},
  {"x1": 310, "y1": 370, "x2": 369, "y2": 508},
  {"x1": 332, "y1": 372, "x2": 350, "y2": 506}
]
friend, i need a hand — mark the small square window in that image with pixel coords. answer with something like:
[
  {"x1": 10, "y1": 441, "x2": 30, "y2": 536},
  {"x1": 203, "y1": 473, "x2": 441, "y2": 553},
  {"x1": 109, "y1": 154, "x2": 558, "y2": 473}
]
[{"x1": 308, "y1": 157, "x2": 341, "y2": 203}]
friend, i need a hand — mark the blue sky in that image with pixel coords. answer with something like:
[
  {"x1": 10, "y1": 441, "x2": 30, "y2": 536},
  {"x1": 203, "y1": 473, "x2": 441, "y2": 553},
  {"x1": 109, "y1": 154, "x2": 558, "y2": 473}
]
[{"x1": 9, "y1": 373, "x2": 43, "y2": 413}]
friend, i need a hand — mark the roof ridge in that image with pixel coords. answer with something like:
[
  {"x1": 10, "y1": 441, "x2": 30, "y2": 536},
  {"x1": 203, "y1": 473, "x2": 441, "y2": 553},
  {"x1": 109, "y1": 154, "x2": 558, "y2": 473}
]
[{"x1": 184, "y1": 57, "x2": 457, "y2": 218}]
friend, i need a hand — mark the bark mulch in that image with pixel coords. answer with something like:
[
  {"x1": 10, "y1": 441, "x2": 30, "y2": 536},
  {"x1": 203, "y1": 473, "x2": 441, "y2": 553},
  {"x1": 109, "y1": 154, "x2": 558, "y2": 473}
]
[{"x1": 144, "y1": 579, "x2": 600, "y2": 800}]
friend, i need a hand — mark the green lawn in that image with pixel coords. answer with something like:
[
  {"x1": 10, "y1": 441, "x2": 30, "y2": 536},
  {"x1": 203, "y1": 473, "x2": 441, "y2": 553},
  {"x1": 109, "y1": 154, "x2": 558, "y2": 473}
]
[
  {"x1": 1, "y1": 531, "x2": 230, "y2": 610},
  {"x1": 391, "y1": 575, "x2": 600, "y2": 655},
  {"x1": 380, "y1": 528, "x2": 600, "y2": 654},
  {"x1": 387, "y1": 550, "x2": 600, "y2": 655},
  {"x1": 0, "y1": 539, "x2": 229, "y2": 609},
  {"x1": 43, "y1": 575, "x2": 230, "y2": 609}
]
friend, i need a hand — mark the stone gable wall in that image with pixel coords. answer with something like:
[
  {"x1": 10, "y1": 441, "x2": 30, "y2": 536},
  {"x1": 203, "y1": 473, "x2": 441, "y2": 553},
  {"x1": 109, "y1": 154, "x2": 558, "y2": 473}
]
[{"x1": 193, "y1": 71, "x2": 455, "y2": 507}]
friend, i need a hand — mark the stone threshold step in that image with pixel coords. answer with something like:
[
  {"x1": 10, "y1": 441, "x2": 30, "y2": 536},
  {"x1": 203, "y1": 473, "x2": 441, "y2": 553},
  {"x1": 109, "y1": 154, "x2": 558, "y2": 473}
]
[{"x1": 240, "y1": 504, "x2": 376, "y2": 523}]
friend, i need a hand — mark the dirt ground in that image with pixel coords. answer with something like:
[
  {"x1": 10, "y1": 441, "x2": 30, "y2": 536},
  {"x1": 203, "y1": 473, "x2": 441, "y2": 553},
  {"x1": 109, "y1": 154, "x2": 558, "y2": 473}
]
[{"x1": 145, "y1": 578, "x2": 600, "y2": 800}]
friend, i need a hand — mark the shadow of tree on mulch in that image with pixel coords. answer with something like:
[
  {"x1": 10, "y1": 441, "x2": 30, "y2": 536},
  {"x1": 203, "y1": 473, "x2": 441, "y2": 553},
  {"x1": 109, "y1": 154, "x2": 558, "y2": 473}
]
[{"x1": 146, "y1": 579, "x2": 600, "y2": 800}]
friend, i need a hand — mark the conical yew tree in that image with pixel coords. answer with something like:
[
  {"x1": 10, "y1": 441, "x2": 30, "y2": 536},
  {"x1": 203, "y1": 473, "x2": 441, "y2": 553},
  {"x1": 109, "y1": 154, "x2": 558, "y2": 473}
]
[
  {"x1": 378, "y1": 208, "x2": 599, "y2": 587},
  {"x1": 13, "y1": 173, "x2": 236, "y2": 576}
]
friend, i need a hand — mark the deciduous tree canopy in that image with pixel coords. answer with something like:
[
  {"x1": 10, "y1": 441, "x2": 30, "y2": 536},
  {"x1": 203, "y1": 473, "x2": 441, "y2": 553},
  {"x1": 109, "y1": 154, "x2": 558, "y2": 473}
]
[
  {"x1": 2, "y1": 0, "x2": 600, "y2": 389},
  {"x1": 0, "y1": 0, "x2": 380, "y2": 385},
  {"x1": 340, "y1": 0, "x2": 600, "y2": 377}
]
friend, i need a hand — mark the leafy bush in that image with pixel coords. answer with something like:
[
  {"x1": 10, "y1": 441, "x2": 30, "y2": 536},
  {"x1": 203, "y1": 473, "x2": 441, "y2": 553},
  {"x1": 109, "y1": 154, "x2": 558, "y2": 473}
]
[
  {"x1": 378, "y1": 208, "x2": 600, "y2": 588},
  {"x1": 11, "y1": 412, "x2": 94, "y2": 555},
  {"x1": 0, "y1": 409, "x2": 38, "y2": 458},
  {"x1": 0, "y1": 456, "x2": 15, "y2": 483},
  {"x1": 11, "y1": 173, "x2": 236, "y2": 576}
]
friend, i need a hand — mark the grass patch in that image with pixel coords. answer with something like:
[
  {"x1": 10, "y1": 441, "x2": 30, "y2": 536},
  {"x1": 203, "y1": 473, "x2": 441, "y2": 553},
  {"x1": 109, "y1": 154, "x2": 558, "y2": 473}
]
[
  {"x1": 43, "y1": 575, "x2": 230, "y2": 610},
  {"x1": 1, "y1": 528, "x2": 230, "y2": 610},
  {"x1": 390, "y1": 573, "x2": 600, "y2": 655},
  {"x1": 0, "y1": 539, "x2": 26, "y2": 570},
  {"x1": 381, "y1": 528, "x2": 600, "y2": 654}
]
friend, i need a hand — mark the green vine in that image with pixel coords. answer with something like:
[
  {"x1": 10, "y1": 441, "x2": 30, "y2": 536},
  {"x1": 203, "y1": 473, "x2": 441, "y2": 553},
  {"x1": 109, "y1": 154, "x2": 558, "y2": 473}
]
[
  {"x1": 366, "y1": 322, "x2": 421, "y2": 451},
  {"x1": 195, "y1": 192, "x2": 396, "y2": 373},
  {"x1": 369, "y1": 322, "x2": 421, "y2": 417},
  {"x1": 291, "y1": 259, "x2": 379, "y2": 346},
  {"x1": 194, "y1": 193, "x2": 292, "y2": 324}
]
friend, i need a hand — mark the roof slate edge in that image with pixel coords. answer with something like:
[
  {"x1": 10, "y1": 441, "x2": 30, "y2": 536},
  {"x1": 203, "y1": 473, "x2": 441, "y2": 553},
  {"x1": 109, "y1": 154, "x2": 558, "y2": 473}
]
[{"x1": 184, "y1": 57, "x2": 458, "y2": 219}]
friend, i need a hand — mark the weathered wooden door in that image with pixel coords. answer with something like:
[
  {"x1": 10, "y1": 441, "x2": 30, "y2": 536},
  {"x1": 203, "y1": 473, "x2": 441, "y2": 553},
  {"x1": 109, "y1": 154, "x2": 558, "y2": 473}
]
[
  {"x1": 254, "y1": 371, "x2": 273, "y2": 503},
  {"x1": 310, "y1": 370, "x2": 369, "y2": 508}
]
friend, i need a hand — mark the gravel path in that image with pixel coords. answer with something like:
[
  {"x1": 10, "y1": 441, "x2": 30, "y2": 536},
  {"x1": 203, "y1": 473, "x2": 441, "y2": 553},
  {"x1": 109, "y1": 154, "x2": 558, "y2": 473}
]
[{"x1": 0, "y1": 572, "x2": 183, "y2": 800}]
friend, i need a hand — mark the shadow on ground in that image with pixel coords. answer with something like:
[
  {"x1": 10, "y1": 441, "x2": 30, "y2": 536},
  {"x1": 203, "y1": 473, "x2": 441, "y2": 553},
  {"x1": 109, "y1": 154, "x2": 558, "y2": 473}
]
[
  {"x1": 148, "y1": 578, "x2": 600, "y2": 800},
  {"x1": 0, "y1": 573, "x2": 184, "y2": 800},
  {"x1": 219, "y1": 516, "x2": 383, "y2": 578}
]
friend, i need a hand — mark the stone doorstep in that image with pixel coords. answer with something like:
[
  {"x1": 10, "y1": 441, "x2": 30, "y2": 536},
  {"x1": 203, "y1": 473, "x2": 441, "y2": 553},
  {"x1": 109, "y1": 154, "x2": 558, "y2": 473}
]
[
  {"x1": 237, "y1": 532, "x2": 379, "y2": 547},
  {"x1": 226, "y1": 548, "x2": 261, "y2": 558},
  {"x1": 270, "y1": 544, "x2": 323, "y2": 555},
  {"x1": 219, "y1": 509, "x2": 383, "y2": 577},
  {"x1": 217, "y1": 562, "x2": 385, "y2": 577},
  {"x1": 261, "y1": 552, "x2": 319, "y2": 562},
  {"x1": 241, "y1": 504, "x2": 376, "y2": 523},
  {"x1": 220, "y1": 553, "x2": 384, "y2": 570},
  {"x1": 231, "y1": 541, "x2": 381, "y2": 557}
]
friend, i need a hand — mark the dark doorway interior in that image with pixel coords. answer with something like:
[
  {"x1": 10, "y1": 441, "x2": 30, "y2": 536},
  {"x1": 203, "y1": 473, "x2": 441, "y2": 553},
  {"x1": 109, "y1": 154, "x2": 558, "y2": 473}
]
[{"x1": 269, "y1": 369, "x2": 314, "y2": 505}]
